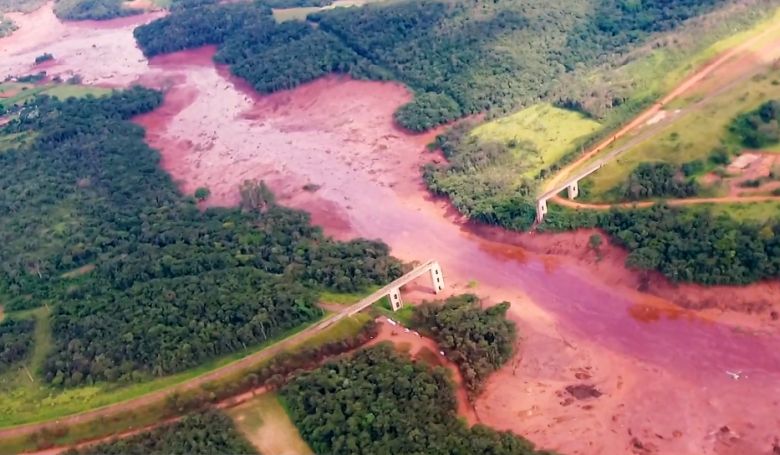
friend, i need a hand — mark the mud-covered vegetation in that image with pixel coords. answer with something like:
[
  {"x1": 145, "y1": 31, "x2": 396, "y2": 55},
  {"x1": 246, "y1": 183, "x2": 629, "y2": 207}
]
[
  {"x1": 63, "y1": 411, "x2": 257, "y2": 455},
  {"x1": 281, "y1": 345, "x2": 553, "y2": 455},
  {"x1": 412, "y1": 294, "x2": 516, "y2": 397},
  {"x1": 0, "y1": 318, "x2": 35, "y2": 373},
  {"x1": 54, "y1": 0, "x2": 141, "y2": 20},
  {"x1": 0, "y1": 89, "x2": 402, "y2": 386},
  {"x1": 134, "y1": 0, "x2": 733, "y2": 130},
  {"x1": 730, "y1": 99, "x2": 780, "y2": 148},
  {"x1": 0, "y1": 14, "x2": 16, "y2": 37},
  {"x1": 619, "y1": 162, "x2": 699, "y2": 200}
]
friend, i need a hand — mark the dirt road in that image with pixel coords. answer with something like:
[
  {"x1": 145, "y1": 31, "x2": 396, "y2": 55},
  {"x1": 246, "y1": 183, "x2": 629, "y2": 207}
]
[
  {"x1": 0, "y1": 266, "x2": 438, "y2": 443},
  {"x1": 545, "y1": 16, "x2": 780, "y2": 193},
  {"x1": 552, "y1": 194, "x2": 780, "y2": 211}
]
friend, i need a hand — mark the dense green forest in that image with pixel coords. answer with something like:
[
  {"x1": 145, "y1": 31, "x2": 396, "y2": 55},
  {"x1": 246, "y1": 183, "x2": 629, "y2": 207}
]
[
  {"x1": 730, "y1": 99, "x2": 780, "y2": 148},
  {"x1": 134, "y1": 0, "x2": 733, "y2": 130},
  {"x1": 0, "y1": 89, "x2": 402, "y2": 386},
  {"x1": 63, "y1": 411, "x2": 257, "y2": 455},
  {"x1": 618, "y1": 162, "x2": 699, "y2": 200},
  {"x1": 0, "y1": 318, "x2": 35, "y2": 373},
  {"x1": 281, "y1": 345, "x2": 553, "y2": 455},
  {"x1": 599, "y1": 205, "x2": 780, "y2": 285},
  {"x1": 412, "y1": 294, "x2": 516, "y2": 397}
]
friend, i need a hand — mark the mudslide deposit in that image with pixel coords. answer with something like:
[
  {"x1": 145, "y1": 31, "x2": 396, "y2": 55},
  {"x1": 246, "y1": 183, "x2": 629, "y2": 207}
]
[{"x1": 1, "y1": 7, "x2": 778, "y2": 455}]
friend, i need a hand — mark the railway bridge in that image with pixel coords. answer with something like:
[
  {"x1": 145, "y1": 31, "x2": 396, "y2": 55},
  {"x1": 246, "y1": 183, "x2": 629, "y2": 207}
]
[{"x1": 535, "y1": 158, "x2": 608, "y2": 223}]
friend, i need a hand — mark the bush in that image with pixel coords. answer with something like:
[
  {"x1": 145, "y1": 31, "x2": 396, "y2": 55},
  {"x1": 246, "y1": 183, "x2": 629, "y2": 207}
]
[
  {"x1": 194, "y1": 186, "x2": 210, "y2": 201},
  {"x1": 730, "y1": 100, "x2": 780, "y2": 148},
  {"x1": 34, "y1": 53, "x2": 53, "y2": 64},
  {"x1": 394, "y1": 92, "x2": 462, "y2": 132},
  {"x1": 281, "y1": 345, "x2": 551, "y2": 455},
  {"x1": 621, "y1": 162, "x2": 698, "y2": 200},
  {"x1": 708, "y1": 146, "x2": 731, "y2": 165}
]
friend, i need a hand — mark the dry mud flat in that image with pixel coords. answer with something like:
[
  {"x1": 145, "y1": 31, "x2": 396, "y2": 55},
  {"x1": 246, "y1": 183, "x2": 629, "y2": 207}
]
[{"x1": 1, "y1": 7, "x2": 779, "y2": 455}]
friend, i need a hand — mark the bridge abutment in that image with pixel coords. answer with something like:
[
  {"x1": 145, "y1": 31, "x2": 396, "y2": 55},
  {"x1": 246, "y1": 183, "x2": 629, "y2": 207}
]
[{"x1": 567, "y1": 181, "x2": 579, "y2": 199}]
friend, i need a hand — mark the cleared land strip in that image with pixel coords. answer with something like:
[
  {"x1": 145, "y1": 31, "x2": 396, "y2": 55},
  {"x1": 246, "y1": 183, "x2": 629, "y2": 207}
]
[
  {"x1": 544, "y1": 16, "x2": 780, "y2": 196},
  {"x1": 0, "y1": 261, "x2": 438, "y2": 440},
  {"x1": 551, "y1": 194, "x2": 780, "y2": 211}
]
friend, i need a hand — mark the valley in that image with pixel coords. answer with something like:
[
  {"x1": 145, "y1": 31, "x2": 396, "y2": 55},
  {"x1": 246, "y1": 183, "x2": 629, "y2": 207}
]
[{"x1": 0, "y1": 1, "x2": 779, "y2": 455}]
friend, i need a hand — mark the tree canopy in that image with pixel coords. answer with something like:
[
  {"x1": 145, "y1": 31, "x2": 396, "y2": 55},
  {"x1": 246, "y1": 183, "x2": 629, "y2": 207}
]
[
  {"x1": 134, "y1": 0, "x2": 730, "y2": 130},
  {"x1": 281, "y1": 345, "x2": 554, "y2": 455},
  {"x1": 412, "y1": 294, "x2": 516, "y2": 397},
  {"x1": 0, "y1": 318, "x2": 35, "y2": 373},
  {"x1": 730, "y1": 99, "x2": 780, "y2": 148},
  {"x1": 0, "y1": 88, "x2": 402, "y2": 386},
  {"x1": 63, "y1": 411, "x2": 257, "y2": 455}
]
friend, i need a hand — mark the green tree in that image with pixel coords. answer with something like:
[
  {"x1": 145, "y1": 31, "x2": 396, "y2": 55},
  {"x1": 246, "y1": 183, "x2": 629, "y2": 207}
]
[{"x1": 194, "y1": 186, "x2": 210, "y2": 201}]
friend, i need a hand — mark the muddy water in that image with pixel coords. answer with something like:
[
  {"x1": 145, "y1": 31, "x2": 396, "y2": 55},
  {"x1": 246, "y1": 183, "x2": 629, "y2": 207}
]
[{"x1": 2, "y1": 7, "x2": 779, "y2": 455}]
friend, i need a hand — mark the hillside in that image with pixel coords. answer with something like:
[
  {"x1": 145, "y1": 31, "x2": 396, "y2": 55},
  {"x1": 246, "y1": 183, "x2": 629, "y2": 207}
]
[{"x1": 135, "y1": 0, "x2": 749, "y2": 130}]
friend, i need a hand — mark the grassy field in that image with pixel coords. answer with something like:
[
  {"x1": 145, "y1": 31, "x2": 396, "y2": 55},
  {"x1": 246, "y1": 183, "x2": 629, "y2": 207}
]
[
  {"x1": 318, "y1": 285, "x2": 378, "y2": 306},
  {"x1": 227, "y1": 393, "x2": 313, "y2": 455},
  {"x1": 0, "y1": 83, "x2": 111, "y2": 109},
  {"x1": 581, "y1": 66, "x2": 780, "y2": 201},
  {"x1": 707, "y1": 200, "x2": 780, "y2": 222},
  {"x1": 471, "y1": 103, "x2": 601, "y2": 178}
]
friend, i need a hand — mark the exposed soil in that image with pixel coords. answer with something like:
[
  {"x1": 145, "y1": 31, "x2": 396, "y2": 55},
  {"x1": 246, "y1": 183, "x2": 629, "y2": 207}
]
[
  {"x1": 477, "y1": 226, "x2": 780, "y2": 330},
  {"x1": 1, "y1": 6, "x2": 779, "y2": 455}
]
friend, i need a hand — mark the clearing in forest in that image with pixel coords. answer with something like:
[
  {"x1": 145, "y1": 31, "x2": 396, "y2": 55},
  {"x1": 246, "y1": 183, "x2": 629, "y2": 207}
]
[
  {"x1": 227, "y1": 393, "x2": 313, "y2": 455},
  {"x1": 471, "y1": 103, "x2": 600, "y2": 178},
  {"x1": 271, "y1": 0, "x2": 385, "y2": 23}
]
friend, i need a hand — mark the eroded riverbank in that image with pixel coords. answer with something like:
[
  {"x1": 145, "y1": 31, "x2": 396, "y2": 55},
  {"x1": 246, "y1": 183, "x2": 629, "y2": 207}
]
[{"x1": 1, "y1": 6, "x2": 779, "y2": 455}]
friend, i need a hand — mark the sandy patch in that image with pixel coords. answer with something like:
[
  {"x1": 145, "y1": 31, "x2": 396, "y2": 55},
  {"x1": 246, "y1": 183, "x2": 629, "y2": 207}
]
[{"x1": 227, "y1": 393, "x2": 313, "y2": 455}]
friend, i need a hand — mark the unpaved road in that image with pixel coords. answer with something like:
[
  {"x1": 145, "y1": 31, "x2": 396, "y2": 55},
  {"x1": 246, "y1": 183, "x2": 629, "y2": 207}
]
[
  {"x1": 552, "y1": 194, "x2": 780, "y2": 210},
  {"x1": 0, "y1": 264, "x2": 439, "y2": 444},
  {"x1": 545, "y1": 16, "x2": 780, "y2": 194}
]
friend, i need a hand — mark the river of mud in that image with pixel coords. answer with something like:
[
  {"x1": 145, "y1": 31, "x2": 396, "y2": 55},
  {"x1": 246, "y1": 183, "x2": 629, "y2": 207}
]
[{"x1": 1, "y1": 6, "x2": 779, "y2": 455}]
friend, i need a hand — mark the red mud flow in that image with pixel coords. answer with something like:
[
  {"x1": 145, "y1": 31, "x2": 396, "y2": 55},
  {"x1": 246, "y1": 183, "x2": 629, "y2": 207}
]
[{"x1": 2, "y1": 10, "x2": 780, "y2": 455}]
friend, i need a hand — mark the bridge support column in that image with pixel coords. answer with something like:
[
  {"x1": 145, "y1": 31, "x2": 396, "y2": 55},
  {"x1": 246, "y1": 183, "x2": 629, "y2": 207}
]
[
  {"x1": 536, "y1": 199, "x2": 548, "y2": 223},
  {"x1": 429, "y1": 262, "x2": 444, "y2": 294},
  {"x1": 567, "y1": 181, "x2": 579, "y2": 199},
  {"x1": 389, "y1": 287, "x2": 402, "y2": 312}
]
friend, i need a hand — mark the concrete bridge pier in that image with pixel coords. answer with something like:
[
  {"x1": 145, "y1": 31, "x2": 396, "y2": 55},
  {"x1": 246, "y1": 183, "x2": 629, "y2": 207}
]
[
  {"x1": 389, "y1": 287, "x2": 402, "y2": 311},
  {"x1": 536, "y1": 199, "x2": 548, "y2": 223},
  {"x1": 567, "y1": 181, "x2": 579, "y2": 199},
  {"x1": 430, "y1": 262, "x2": 444, "y2": 293}
]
